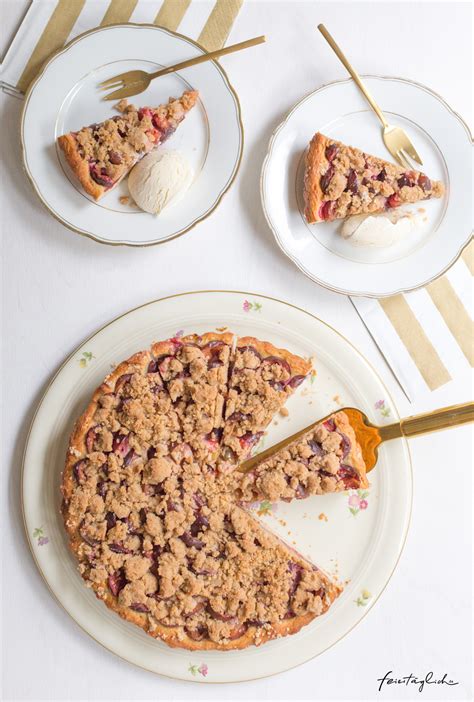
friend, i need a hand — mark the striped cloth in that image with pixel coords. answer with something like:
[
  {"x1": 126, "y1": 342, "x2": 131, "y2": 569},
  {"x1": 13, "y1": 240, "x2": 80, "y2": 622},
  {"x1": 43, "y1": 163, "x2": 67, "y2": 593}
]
[
  {"x1": 1, "y1": 0, "x2": 472, "y2": 401},
  {"x1": 352, "y1": 242, "x2": 473, "y2": 400},
  {"x1": 1, "y1": 0, "x2": 243, "y2": 92}
]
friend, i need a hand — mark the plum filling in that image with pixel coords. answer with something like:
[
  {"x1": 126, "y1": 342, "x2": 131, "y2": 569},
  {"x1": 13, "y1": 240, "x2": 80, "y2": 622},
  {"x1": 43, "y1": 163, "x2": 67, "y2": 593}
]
[
  {"x1": 97, "y1": 480, "x2": 107, "y2": 498},
  {"x1": 190, "y1": 513, "x2": 209, "y2": 537},
  {"x1": 109, "y1": 543, "x2": 132, "y2": 554},
  {"x1": 112, "y1": 432, "x2": 129, "y2": 456},
  {"x1": 115, "y1": 373, "x2": 132, "y2": 391},
  {"x1": 73, "y1": 459, "x2": 87, "y2": 484},
  {"x1": 418, "y1": 173, "x2": 431, "y2": 191},
  {"x1": 180, "y1": 532, "x2": 204, "y2": 550},
  {"x1": 288, "y1": 561, "x2": 303, "y2": 597},
  {"x1": 239, "y1": 431, "x2": 264, "y2": 450},
  {"x1": 308, "y1": 439, "x2": 324, "y2": 457},
  {"x1": 185, "y1": 624, "x2": 208, "y2": 641},
  {"x1": 105, "y1": 511, "x2": 116, "y2": 531},
  {"x1": 108, "y1": 569, "x2": 127, "y2": 596},
  {"x1": 337, "y1": 431, "x2": 351, "y2": 458},
  {"x1": 319, "y1": 201, "x2": 334, "y2": 220},
  {"x1": 338, "y1": 464, "x2": 360, "y2": 489},
  {"x1": 85, "y1": 427, "x2": 97, "y2": 452},
  {"x1": 123, "y1": 449, "x2": 137, "y2": 467},
  {"x1": 89, "y1": 163, "x2": 114, "y2": 188},
  {"x1": 287, "y1": 374, "x2": 306, "y2": 389},
  {"x1": 320, "y1": 166, "x2": 334, "y2": 193},
  {"x1": 323, "y1": 418, "x2": 336, "y2": 432},
  {"x1": 325, "y1": 144, "x2": 338, "y2": 161},
  {"x1": 130, "y1": 602, "x2": 150, "y2": 613}
]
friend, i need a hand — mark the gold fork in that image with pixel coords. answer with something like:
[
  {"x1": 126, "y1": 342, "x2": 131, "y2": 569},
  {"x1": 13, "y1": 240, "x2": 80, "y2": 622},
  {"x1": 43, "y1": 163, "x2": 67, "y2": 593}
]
[
  {"x1": 99, "y1": 35, "x2": 266, "y2": 101},
  {"x1": 239, "y1": 402, "x2": 474, "y2": 474},
  {"x1": 317, "y1": 24, "x2": 423, "y2": 169}
]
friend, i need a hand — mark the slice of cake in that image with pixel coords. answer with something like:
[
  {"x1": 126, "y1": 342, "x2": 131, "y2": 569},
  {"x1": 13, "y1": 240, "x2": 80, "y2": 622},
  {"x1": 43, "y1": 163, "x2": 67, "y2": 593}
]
[
  {"x1": 236, "y1": 411, "x2": 368, "y2": 503},
  {"x1": 219, "y1": 338, "x2": 312, "y2": 471},
  {"x1": 304, "y1": 132, "x2": 444, "y2": 224},
  {"x1": 151, "y1": 332, "x2": 234, "y2": 470},
  {"x1": 57, "y1": 90, "x2": 198, "y2": 200}
]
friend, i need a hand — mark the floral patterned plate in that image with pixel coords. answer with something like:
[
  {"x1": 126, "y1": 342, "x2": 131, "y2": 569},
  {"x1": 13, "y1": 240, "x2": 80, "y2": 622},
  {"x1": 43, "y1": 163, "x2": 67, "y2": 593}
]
[{"x1": 22, "y1": 291, "x2": 411, "y2": 682}]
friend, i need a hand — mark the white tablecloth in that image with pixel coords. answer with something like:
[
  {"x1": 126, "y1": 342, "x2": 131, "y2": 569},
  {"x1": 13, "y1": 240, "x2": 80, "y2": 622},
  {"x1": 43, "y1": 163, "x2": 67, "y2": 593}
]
[{"x1": 2, "y1": 1, "x2": 472, "y2": 700}]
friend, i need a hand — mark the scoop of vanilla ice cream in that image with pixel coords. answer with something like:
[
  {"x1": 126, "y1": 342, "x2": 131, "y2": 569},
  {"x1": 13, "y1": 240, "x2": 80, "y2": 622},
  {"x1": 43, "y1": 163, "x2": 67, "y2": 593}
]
[
  {"x1": 128, "y1": 149, "x2": 192, "y2": 215},
  {"x1": 340, "y1": 209, "x2": 423, "y2": 247}
]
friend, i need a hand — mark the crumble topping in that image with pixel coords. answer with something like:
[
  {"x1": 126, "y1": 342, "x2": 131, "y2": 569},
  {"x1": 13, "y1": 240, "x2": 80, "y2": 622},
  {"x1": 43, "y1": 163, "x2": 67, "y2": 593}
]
[{"x1": 62, "y1": 334, "x2": 345, "y2": 648}]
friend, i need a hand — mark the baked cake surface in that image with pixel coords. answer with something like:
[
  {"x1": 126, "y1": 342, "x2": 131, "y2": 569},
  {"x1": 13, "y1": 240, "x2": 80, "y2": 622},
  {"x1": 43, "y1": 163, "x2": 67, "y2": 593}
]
[{"x1": 62, "y1": 333, "x2": 366, "y2": 650}]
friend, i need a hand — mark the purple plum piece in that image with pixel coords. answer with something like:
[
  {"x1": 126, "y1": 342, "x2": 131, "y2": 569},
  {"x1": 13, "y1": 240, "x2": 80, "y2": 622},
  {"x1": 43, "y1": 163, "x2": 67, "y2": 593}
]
[
  {"x1": 338, "y1": 464, "x2": 360, "y2": 489},
  {"x1": 114, "y1": 373, "x2": 132, "y2": 391},
  {"x1": 108, "y1": 543, "x2": 131, "y2": 554},
  {"x1": 112, "y1": 433, "x2": 129, "y2": 457},
  {"x1": 190, "y1": 514, "x2": 209, "y2": 537},
  {"x1": 73, "y1": 459, "x2": 87, "y2": 483},
  {"x1": 309, "y1": 439, "x2": 324, "y2": 457},
  {"x1": 185, "y1": 624, "x2": 208, "y2": 641},
  {"x1": 287, "y1": 374, "x2": 306, "y2": 389},
  {"x1": 288, "y1": 561, "x2": 303, "y2": 596},
  {"x1": 108, "y1": 569, "x2": 127, "y2": 596},
  {"x1": 123, "y1": 449, "x2": 136, "y2": 467},
  {"x1": 85, "y1": 427, "x2": 97, "y2": 453},
  {"x1": 97, "y1": 480, "x2": 107, "y2": 498},
  {"x1": 337, "y1": 431, "x2": 351, "y2": 458},
  {"x1": 180, "y1": 531, "x2": 204, "y2": 550},
  {"x1": 105, "y1": 511, "x2": 116, "y2": 531}
]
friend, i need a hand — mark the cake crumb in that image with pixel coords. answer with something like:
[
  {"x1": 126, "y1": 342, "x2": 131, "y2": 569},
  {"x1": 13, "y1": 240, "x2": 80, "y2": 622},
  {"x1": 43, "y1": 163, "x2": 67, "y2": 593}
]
[
  {"x1": 115, "y1": 98, "x2": 129, "y2": 113},
  {"x1": 332, "y1": 394, "x2": 343, "y2": 407},
  {"x1": 216, "y1": 326, "x2": 228, "y2": 332},
  {"x1": 119, "y1": 195, "x2": 130, "y2": 205},
  {"x1": 318, "y1": 513, "x2": 328, "y2": 522},
  {"x1": 279, "y1": 407, "x2": 289, "y2": 418},
  {"x1": 278, "y1": 519, "x2": 287, "y2": 527},
  {"x1": 418, "y1": 207, "x2": 426, "y2": 213}
]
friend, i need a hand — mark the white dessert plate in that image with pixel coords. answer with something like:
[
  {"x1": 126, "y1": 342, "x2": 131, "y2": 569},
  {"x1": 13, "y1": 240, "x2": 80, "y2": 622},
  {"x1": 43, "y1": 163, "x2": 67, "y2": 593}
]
[
  {"x1": 22, "y1": 291, "x2": 411, "y2": 682},
  {"x1": 21, "y1": 24, "x2": 243, "y2": 246},
  {"x1": 261, "y1": 76, "x2": 472, "y2": 297}
]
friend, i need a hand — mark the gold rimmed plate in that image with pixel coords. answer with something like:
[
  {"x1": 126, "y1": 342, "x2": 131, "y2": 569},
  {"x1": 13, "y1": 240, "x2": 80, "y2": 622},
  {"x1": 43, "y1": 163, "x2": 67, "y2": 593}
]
[
  {"x1": 21, "y1": 24, "x2": 243, "y2": 246},
  {"x1": 261, "y1": 76, "x2": 472, "y2": 297},
  {"x1": 22, "y1": 290, "x2": 411, "y2": 681}
]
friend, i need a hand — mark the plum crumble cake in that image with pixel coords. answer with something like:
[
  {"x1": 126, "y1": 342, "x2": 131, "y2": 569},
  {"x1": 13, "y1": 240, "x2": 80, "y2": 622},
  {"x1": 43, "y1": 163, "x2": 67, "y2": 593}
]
[
  {"x1": 62, "y1": 333, "x2": 366, "y2": 650},
  {"x1": 57, "y1": 90, "x2": 198, "y2": 200},
  {"x1": 235, "y1": 411, "x2": 368, "y2": 503},
  {"x1": 220, "y1": 338, "x2": 312, "y2": 471},
  {"x1": 303, "y1": 132, "x2": 444, "y2": 224}
]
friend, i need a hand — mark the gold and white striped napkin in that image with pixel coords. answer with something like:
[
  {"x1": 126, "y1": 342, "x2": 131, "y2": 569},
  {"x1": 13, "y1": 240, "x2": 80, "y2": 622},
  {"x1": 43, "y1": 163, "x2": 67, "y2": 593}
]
[
  {"x1": 1, "y1": 0, "x2": 243, "y2": 93},
  {"x1": 352, "y1": 241, "x2": 473, "y2": 400},
  {"x1": 2, "y1": 0, "x2": 472, "y2": 402}
]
